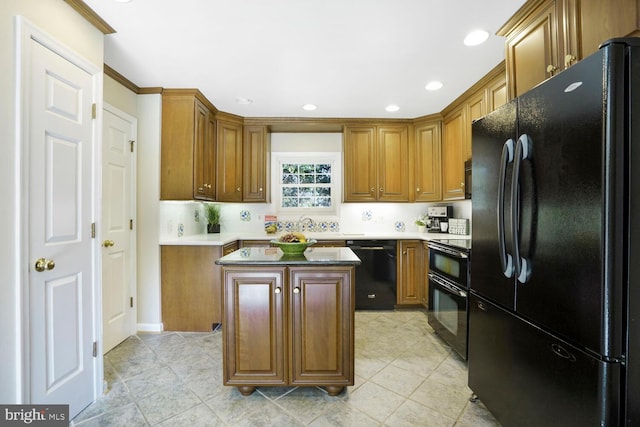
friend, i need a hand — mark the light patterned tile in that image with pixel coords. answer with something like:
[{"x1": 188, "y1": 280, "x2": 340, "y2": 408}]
[
  {"x1": 136, "y1": 382, "x2": 201, "y2": 424},
  {"x1": 309, "y1": 401, "x2": 381, "y2": 427},
  {"x1": 271, "y1": 386, "x2": 345, "y2": 424},
  {"x1": 73, "y1": 403, "x2": 147, "y2": 427},
  {"x1": 409, "y1": 377, "x2": 470, "y2": 419},
  {"x1": 157, "y1": 403, "x2": 225, "y2": 427},
  {"x1": 345, "y1": 381, "x2": 405, "y2": 423},
  {"x1": 370, "y1": 364, "x2": 426, "y2": 397},
  {"x1": 124, "y1": 366, "x2": 181, "y2": 399},
  {"x1": 383, "y1": 399, "x2": 456, "y2": 427},
  {"x1": 73, "y1": 310, "x2": 499, "y2": 427}
]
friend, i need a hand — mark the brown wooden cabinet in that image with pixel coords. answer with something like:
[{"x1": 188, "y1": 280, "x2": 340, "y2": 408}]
[
  {"x1": 216, "y1": 114, "x2": 244, "y2": 202},
  {"x1": 414, "y1": 119, "x2": 442, "y2": 202},
  {"x1": 343, "y1": 124, "x2": 410, "y2": 202},
  {"x1": 440, "y1": 63, "x2": 505, "y2": 201},
  {"x1": 161, "y1": 90, "x2": 216, "y2": 200},
  {"x1": 242, "y1": 125, "x2": 270, "y2": 202},
  {"x1": 161, "y1": 245, "x2": 223, "y2": 331},
  {"x1": 441, "y1": 107, "x2": 467, "y2": 201},
  {"x1": 397, "y1": 240, "x2": 424, "y2": 306},
  {"x1": 222, "y1": 265, "x2": 354, "y2": 396},
  {"x1": 499, "y1": 0, "x2": 640, "y2": 99}
]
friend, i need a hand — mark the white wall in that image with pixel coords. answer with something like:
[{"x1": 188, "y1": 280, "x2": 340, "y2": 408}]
[
  {"x1": 136, "y1": 95, "x2": 163, "y2": 330},
  {"x1": 0, "y1": 0, "x2": 103, "y2": 404},
  {"x1": 104, "y1": 74, "x2": 138, "y2": 117}
]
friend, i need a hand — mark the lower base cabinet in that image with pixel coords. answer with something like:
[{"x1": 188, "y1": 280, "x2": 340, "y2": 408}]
[
  {"x1": 222, "y1": 265, "x2": 354, "y2": 396},
  {"x1": 161, "y1": 245, "x2": 223, "y2": 331}
]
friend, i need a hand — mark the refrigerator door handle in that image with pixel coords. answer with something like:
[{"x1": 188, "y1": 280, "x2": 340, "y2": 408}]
[
  {"x1": 498, "y1": 138, "x2": 514, "y2": 278},
  {"x1": 512, "y1": 134, "x2": 532, "y2": 284}
]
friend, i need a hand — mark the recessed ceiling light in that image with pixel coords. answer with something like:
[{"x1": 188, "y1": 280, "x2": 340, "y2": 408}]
[
  {"x1": 302, "y1": 104, "x2": 317, "y2": 111},
  {"x1": 235, "y1": 97, "x2": 253, "y2": 105},
  {"x1": 385, "y1": 104, "x2": 400, "y2": 112},
  {"x1": 425, "y1": 81, "x2": 443, "y2": 91},
  {"x1": 464, "y1": 30, "x2": 489, "y2": 46}
]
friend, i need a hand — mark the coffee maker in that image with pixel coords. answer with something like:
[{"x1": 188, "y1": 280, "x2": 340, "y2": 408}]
[{"x1": 426, "y1": 206, "x2": 453, "y2": 232}]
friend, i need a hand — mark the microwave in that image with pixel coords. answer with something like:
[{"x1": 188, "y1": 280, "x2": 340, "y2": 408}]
[{"x1": 464, "y1": 159, "x2": 472, "y2": 199}]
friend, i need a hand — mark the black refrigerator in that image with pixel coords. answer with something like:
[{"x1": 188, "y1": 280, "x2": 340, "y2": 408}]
[{"x1": 469, "y1": 38, "x2": 640, "y2": 427}]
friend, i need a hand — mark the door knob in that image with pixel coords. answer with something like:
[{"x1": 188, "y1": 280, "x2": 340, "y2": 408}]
[
  {"x1": 35, "y1": 258, "x2": 55, "y2": 272},
  {"x1": 102, "y1": 240, "x2": 115, "y2": 247}
]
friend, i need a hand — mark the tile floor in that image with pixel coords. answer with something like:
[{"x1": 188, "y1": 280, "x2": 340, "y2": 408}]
[{"x1": 71, "y1": 310, "x2": 500, "y2": 426}]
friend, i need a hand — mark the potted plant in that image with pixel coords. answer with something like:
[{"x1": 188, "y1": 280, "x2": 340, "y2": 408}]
[
  {"x1": 204, "y1": 203, "x2": 221, "y2": 233},
  {"x1": 415, "y1": 215, "x2": 427, "y2": 232}
]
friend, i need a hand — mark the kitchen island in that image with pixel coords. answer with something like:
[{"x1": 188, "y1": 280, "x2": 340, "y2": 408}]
[{"x1": 215, "y1": 246, "x2": 361, "y2": 396}]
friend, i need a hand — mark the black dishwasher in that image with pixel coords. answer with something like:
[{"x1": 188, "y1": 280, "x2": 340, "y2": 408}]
[{"x1": 347, "y1": 240, "x2": 397, "y2": 310}]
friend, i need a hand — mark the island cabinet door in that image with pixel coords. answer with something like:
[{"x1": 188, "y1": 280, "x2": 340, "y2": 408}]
[
  {"x1": 288, "y1": 267, "x2": 354, "y2": 386},
  {"x1": 223, "y1": 267, "x2": 287, "y2": 386}
]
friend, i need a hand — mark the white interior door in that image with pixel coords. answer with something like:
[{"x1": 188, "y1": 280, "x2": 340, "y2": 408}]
[
  {"x1": 27, "y1": 36, "x2": 96, "y2": 417},
  {"x1": 102, "y1": 106, "x2": 136, "y2": 353}
]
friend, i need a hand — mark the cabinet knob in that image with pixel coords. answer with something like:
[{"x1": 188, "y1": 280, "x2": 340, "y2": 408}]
[
  {"x1": 564, "y1": 54, "x2": 577, "y2": 68},
  {"x1": 546, "y1": 64, "x2": 559, "y2": 75},
  {"x1": 237, "y1": 187, "x2": 241, "y2": 192},
  {"x1": 379, "y1": 188, "x2": 384, "y2": 193},
  {"x1": 259, "y1": 187, "x2": 263, "y2": 192},
  {"x1": 461, "y1": 182, "x2": 465, "y2": 187},
  {"x1": 416, "y1": 187, "x2": 420, "y2": 192},
  {"x1": 370, "y1": 187, "x2": 375, "y2": 193},
  {"x1": 274, "y1": 287, "x2": 281, "y2": 294},
  {"x1": 293, "y1": 287, "x2": 300, "y2": 294}
]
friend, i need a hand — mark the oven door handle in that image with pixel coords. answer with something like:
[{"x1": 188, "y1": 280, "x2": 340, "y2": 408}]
[
  {"x1": 427, "y1": 242, "x2": 468, "y2": 259},
  {"x1": 429, "y1": 273, "x2": 467, "y2": 298}
]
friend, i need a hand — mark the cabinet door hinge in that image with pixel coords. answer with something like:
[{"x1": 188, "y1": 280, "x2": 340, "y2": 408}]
[
  {"x1": 91, "y1": 103, "x2": 97, "y2": 119},
  {"x1": 130, "y1": 140, "x2": 135, "y2": 152},
  {"x1": 130, "y1": 297, "x2": 133, "y2": 308},
  {"x1": 92, "y1": 341, "x2": 98, "y2": 357},
  {"x1": 91, "y1": 223, "x2": 96, "y2": 238}
]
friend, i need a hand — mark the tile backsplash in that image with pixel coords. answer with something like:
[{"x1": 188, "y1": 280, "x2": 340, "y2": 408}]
[{"x1": 159, "y1": 200, "x2": 472, "y2": 239}]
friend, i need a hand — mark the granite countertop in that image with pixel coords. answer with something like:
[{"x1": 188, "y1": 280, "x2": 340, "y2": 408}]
[
  {"x1": 215, "y1": 246, "x2": 361, "y2": 266},
  {"x1": 160, "y1": 231, "x2": 471, "y2": 246}
]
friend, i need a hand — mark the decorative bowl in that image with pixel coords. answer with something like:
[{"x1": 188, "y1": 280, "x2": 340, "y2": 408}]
[{"x1": 270, "y1": 239, "x2": 317, "y2": 255}]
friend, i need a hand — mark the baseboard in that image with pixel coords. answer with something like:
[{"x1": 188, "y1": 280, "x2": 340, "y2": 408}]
[{"x1": 137, "y1": 322, "x2": 163, "y2": 333}]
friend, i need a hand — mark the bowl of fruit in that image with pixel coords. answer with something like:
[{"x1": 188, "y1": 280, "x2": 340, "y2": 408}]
[{"x1": 271, "y1": 232, "x2": 317, "y2": 255}]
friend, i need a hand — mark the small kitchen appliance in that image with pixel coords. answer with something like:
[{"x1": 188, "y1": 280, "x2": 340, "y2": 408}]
[{"x1": 426, "y1": 206, "x2": 453, "y2": 232}]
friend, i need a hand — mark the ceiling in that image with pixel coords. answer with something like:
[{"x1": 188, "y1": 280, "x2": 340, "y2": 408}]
[{"x1": 84, "y1": 0, "x2": 527, "y2": 119}]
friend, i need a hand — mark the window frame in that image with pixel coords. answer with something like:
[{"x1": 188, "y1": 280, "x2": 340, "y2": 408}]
[{"x1": 272, "y1": 152, "x2": 341, "y2": 216}]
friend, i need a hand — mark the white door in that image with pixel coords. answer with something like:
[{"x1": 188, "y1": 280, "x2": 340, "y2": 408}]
[
  {"x1": 102, "y1": 106, "x2": 136, "y2": 353},
  {"x1": 27, "y1": 37, "x2": 97, "y2": 417}
]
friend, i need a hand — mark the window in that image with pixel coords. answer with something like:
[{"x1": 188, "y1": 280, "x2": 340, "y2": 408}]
[
  {"x1": 281, "y1": 162, "x2": 332, "y2": 208},
  {"x1": 273, "y1": 153, "x2": 340, "y2": 215}
]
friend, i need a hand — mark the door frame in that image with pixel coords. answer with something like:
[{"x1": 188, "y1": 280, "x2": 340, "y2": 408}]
[
  {"x1": 103, "y1": 102, "x2": 138, "y2": 351},
  {"x1": 15, "y1": 16, "x2": 104, "y2": 404}
]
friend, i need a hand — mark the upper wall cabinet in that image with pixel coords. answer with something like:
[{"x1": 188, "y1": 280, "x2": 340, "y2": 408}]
[
  {"x1": 440, "y1": 63, "x2": 506, "y2": 201},
  {"x1": 499, "y1": 0, "x2": 640, "y2": 98},
  {"x1": 243, "y1": 125, "x2": 270, "y2": 203},
  {"x1": 161, "y1": 90, "x2": 216, "y2": 201},
  {"x1": 343, "y1": 124, "x2": 410, "y2": 202},
  {"x1": 414, "y1": 119, "x2": 442, "y2": 202},
  {"x1": 216, "y1": 114, "x2": 244, "y2": 202}
]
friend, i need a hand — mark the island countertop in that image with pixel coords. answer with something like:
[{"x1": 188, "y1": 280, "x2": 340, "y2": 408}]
[{"x1": 215, "y1": 246, "x2": 361, "y2": 266}]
